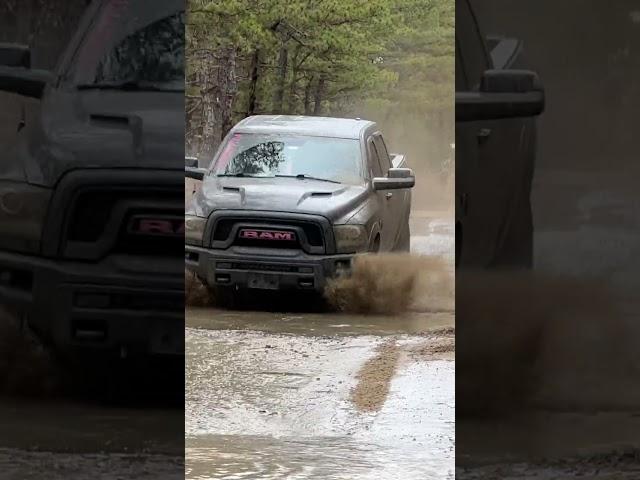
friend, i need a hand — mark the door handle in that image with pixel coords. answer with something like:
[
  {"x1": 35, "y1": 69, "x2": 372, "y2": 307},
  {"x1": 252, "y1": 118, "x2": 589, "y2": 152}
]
[{"x1": 385, "y1": 192, "x2": 393, "y2": 199}]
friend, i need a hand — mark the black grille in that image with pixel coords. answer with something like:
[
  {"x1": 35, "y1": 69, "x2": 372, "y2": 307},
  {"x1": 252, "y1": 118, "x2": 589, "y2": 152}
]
[
  {"x1": 65, "y1": 186, "x2": 184, "y2": 258},
  {"x1": 234, "y1": 234, "x2": 299, "y2": 249},
  {"x1": 213, "y1": 218, "x2": 324, "y2": 247}
]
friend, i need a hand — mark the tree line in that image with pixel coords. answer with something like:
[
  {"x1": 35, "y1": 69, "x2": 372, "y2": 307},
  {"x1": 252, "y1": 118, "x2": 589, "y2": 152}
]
[{"x1": 187, "y1": 0, "x2": 454, "y2": 169}]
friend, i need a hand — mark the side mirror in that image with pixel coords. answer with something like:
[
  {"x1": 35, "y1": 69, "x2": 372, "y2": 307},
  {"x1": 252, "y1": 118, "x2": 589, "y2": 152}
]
[
  {"x1": 0, "y1": 45, "x2": 53, "y2": 99},
  {"x1": 185, "y1": 167, "x2": 207, "y2": 181},
  {"x1": 185, "y1": 156, "x2": 198, "y2": 168},
  {"x1": 456, "y1": 69, "x2": 545, "y2": 122},
  {"x1": 373, "y1": 168, "x2": 415, "y2": 190},
  {"x1": 0, "y1": 43, "x2": 31, "y2": 68}
]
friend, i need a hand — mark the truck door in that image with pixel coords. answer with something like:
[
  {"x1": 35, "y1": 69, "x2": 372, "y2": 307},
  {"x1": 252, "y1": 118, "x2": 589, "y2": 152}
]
[
  {"x1": 456, "y1": 0, "x2": 531, "y2": 267},
  {"x1": 367, "y1": 135, "x2": 396, "y2": 251},
  {"x1": 373, "y1": 133, "x2": 404, "y2": 247}
]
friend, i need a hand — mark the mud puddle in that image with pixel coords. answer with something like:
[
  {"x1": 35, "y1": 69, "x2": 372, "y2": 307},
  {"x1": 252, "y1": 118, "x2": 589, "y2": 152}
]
[
  {"x1": 187, "y1": 307, "x2": 453, "y2": 337},
  {"x1": 186, "y1": 329, "x2": 454, "y2": 479},
  {"x1": 186, "y1": 213, "x2": 454, "y2": 478}
]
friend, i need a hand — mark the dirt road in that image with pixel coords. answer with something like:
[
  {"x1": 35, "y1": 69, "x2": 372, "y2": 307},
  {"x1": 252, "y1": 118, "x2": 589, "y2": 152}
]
[
  {"x1": 0, "y1": 311, "x2": 184, "y2": 479},
  {"x1": 186, "y1": 212, "x2": 455, "y2": 479}
]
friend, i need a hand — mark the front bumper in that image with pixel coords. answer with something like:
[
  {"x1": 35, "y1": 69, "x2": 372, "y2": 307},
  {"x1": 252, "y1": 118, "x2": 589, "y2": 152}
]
[
  {"x1": 0, "y1": 250, "x2": 183, "y2": 356},
  {"x1": 185, "y1": 245, "x2": 355, "y2": 292}
]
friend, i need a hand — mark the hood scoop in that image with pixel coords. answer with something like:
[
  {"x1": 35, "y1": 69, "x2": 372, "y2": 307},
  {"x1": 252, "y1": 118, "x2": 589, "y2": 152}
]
[
  {"x1": 221, "y1": 185, "x2": 246, "y2": 205},
  {"x1": 297, "y1": 187, "x2": 347, "y2": 206}
]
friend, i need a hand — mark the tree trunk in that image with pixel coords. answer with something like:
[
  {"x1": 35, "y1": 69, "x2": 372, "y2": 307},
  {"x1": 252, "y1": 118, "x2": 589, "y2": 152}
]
[
  {"x1": 313, "y1": 74, "x2": 326, "y2": 116},
  {"x1": 303, "y1": 77, "x2": 313, "y2": 115},
  {"x1": 286, "y1": 44, "x2": 301, "y2": 114},
  {"x1": 246, "y1": 49, "x2": 260, "y2": 116},
  {"x1": 198, "y1": 53, "x2": 218, "y2": 163},
  {"x1": 218, "y1": 46, "x2": 237, "y2": 140},
  {"x1": 197, "y1": 47, "x2": 238, "y2": 162},
  {"x1": 272, "y1": 43, "x2": 288, "y2": 114}
]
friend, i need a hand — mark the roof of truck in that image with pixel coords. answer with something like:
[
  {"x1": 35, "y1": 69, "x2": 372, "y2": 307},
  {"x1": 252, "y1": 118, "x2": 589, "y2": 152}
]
[{"x1": 232, "y1": 115, "x2": 375, "y2": 140}]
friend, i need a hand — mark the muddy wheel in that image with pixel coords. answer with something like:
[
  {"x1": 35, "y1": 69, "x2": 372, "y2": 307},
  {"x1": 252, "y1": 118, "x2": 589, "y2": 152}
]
[
  {"x1": 369, "y1": 235, "x2": 381, "y2": 253},
  {"x1": 395, "y1": 220, "x2": 411, "y2": 252},
  {"x1": 215, "y1": 286, "x2": 240, "y2": 309}
]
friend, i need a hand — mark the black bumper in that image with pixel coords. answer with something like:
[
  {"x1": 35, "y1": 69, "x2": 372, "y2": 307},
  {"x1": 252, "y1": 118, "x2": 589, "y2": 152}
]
[
  {"x1": 0, "y1": 250, "x2": 183, "y2": 356},
  {"x1": 185, "y1": 245, "x2": 355, "y2": 292}
]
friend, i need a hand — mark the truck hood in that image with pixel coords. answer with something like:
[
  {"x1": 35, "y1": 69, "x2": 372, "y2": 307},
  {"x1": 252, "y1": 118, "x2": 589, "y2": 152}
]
[
  {"x1": 191, "y1": 176, "x2": 370, "y2": 223},
  {"x1": 24, "y1": 89, "x2": 184, "y2": 186}
]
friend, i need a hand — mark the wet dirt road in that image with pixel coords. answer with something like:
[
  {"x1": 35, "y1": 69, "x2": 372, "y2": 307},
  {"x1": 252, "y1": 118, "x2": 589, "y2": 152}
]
[
  {"x1": 0, "y1": 309, "x2": 184, "y2": 479},
  {"x1": 0, "y1": 392, "x2": 184, "y2": 479},
  {"x1": 186, "y1": 212, "x2": 455, "y2": 479}
]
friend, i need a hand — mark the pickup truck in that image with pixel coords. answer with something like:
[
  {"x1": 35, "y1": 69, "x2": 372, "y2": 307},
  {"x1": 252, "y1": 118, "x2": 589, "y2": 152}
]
[
  {"x1": 0, "y1": 0, "x2": 185, "y2": 357},
  {"x1": 185, "y1": 115, "x2": 415, "y2": 302},
  {"x1": 456, "y1": 0, "x2": 544, "y2": 268}
]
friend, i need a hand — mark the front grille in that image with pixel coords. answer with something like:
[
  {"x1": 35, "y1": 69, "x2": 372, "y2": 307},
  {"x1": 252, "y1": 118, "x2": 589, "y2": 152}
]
[
  {"x1": 64, "y1": 185, "x2": 183, "y2": 259},
  {"x1": 213, "y1": 217, "x2": 324, "y2": 248}
]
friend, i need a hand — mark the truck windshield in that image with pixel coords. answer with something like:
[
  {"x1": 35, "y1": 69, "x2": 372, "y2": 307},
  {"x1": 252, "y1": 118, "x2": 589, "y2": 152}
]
[
  {"x1": 213, "y1": 133, "x2": 363, "y2": 185},
  {"x1": 71, "y1": 0, "x2": 184, "y2": 91}
]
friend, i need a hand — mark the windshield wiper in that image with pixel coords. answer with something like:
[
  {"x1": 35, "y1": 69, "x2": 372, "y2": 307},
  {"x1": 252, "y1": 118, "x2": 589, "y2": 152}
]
[
  {"x1": 77, "y1": 80, "x2": 183, "y2": 92},
  {"x1": 275, "y1": 174, "x2": 341, "y2": 184},
  {"x1": 217, "y1": 173, "x2": 259, "y2": 178}
]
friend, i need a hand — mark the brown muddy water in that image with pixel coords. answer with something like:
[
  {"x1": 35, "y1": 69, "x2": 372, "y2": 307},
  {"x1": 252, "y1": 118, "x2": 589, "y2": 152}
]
[{"x1": 186, "y1": 213, "x2": 455, "y2": 479}]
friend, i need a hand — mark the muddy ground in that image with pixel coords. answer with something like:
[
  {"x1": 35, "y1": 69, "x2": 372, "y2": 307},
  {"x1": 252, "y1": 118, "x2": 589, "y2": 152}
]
[
  {"x1": 0, "y1": 309, "x2": 184, "y2": 479},
  {"x1": 185, "y1": 211, "x2": 455, "y2": 479},
  {"x1": 456, "y1": 169, "x2": 640, "y2": 478}
]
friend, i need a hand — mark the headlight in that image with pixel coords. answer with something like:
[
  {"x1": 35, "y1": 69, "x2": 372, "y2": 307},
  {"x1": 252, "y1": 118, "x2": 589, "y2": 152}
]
[
  {"x1": 185, "y1": 215, "x2": 206, "y2": 246},
  {"x1": 333, "y1": 225, "x2": 368, "y2": 253},
  {"x1": 0, "y1": 182, "x2": 50, "y2": 254}
]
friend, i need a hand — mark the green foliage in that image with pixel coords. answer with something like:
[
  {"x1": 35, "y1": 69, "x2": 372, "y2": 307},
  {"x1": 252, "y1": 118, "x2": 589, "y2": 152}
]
[{"x1": 187, "y1": 0, "x2": 454, "y2": 165}]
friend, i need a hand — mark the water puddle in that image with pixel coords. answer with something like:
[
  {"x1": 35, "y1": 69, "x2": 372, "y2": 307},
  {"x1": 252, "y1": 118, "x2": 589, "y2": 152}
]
[{"x1": 186, "y1": 329, "x2": 454, "y2": 479}]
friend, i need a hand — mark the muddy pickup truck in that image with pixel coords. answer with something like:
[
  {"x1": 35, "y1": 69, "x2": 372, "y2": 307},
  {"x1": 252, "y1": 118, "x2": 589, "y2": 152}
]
[
  {"x1": 185, "y1": 115, "x2": 415, "y2": 300},
  {"x1": 456, "y1": 0, "x2": 544, "y2": 268},
  {"x1": 0, "y1": 0, "x2": 184, "y2": 357}
]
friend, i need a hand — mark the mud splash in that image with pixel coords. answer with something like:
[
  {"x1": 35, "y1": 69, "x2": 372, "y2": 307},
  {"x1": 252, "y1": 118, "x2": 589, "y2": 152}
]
[
  {"x1": 325, "y1": 254, "x2": 453, "y2": 315},
  {"x1": 456, "y1": 271, "x2": 640, "y2": 416},
  {"x1": 186, "y1": 253, "x2": 454, "y2": 316},
  {"x1": 185, "y1": 270, "x2": 214, "y2": 307},
  {"x1": 0, "y1": 309, "x2": 59, "y2": 396}
]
